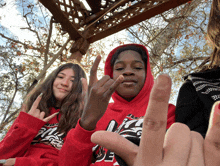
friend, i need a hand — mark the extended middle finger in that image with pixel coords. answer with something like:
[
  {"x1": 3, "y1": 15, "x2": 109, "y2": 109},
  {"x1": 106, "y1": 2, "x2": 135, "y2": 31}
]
[
  {"x1": 137, "y1": 74, "x2": 171, "y2": 165},
  {"x1": 89, "y1": 55, "x2": 101, "y2": 88}
]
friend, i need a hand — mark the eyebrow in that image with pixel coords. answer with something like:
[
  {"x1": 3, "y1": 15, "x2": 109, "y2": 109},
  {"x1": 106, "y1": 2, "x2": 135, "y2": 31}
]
[
  {"x1": 114, "y1": 60, "x2": 144, "y2": 65},
  {"x1": 58, "y1": 72, "x2": 76, "y2": 78}
]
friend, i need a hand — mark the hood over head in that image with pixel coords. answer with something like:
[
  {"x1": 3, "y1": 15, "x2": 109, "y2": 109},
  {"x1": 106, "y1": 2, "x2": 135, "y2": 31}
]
[{"x1": 104, "y1": 44, "x2": 154, "y2": 112}]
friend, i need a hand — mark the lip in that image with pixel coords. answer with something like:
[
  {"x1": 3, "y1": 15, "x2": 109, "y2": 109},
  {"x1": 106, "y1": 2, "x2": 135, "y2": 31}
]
[
  {"x1": 121, "y1": 80, "x2": 137, "y2": 86},
  {"x1": 58, "y1": 88, "x2": 68, "y2": 92},
  {"x1": 122, "y1": 79, "x2": 137, "y2": 83}
]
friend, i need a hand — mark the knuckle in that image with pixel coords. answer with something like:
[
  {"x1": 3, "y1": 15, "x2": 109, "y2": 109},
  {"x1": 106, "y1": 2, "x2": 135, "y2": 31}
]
[
  {"x1": 103, "y1": 75, "x2": 110, "y2": 79},
  {"x1": 90, "y1": 68, "x2": 96, "y2": 75},
  {"x1": 213, "y1": 141, "x2": 220, "y2": 150},
  {"x1": 91, "y1": 86, "x2": 98, "y2": 93},
  {"x1": 144, "y1": 118, "x2": 166, "y2": 131},
  {"x1": 96, "y1": 90, "x2": 104, "y2": 97}
]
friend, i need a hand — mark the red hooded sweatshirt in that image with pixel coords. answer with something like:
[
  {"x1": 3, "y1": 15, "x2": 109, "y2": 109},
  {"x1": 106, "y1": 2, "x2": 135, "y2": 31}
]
[
  {"x1": 59, "y1": 44, "x2": 175, "y2": 166},
  {"x1": 0, "y1": 108, "x2": 64, "y2": 166}
]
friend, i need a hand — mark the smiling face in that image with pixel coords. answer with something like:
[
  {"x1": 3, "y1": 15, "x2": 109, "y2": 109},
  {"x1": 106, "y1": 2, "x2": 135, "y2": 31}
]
[
  {"x1": 53, "y1": 68, "x2": 75, "y2": 106},
  {"x1": 113, "y1": 50, "x2": 146, "y2": 101}
]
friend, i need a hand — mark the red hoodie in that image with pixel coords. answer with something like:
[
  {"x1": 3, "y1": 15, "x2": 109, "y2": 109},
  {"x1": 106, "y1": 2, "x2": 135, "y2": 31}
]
[
  {"x1": 59, "y1": 44, "x2": 175, "y2": 166},
  {"x1": 0, "y1": 108, "x2": 64, "y2": 166}
]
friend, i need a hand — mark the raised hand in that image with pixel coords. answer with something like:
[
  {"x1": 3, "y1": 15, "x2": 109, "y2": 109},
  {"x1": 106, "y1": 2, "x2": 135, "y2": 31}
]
[
  {"x1": 91, "y1": 74, "x2": 203, "y2": 166},
  {"x1": 27, "y1": 93, "x2": 58, "y2": 122},
  {"x1": 80, "y1": 55, "x2": 124, "y2": 131}
]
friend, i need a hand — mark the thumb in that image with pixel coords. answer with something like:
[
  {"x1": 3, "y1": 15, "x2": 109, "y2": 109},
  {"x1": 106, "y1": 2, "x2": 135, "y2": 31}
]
[
  {"x1": 91, "y1": 131, "x2": 138, "y2": 166},
  {"x1": 43, "y1": 112, "x2": 59, "y2": 122},
  {"x1": 207, "y1": 101, "x2": 220, "y2": 131},
  {"x1": 204, "y1": 101, "x2": 220, "y2": 166},
  {"x1": 3, "y1": 158, "x2": 16, "y2": 166},
  {"x1": 205, "y1": 101, "x2": 220, "y2": 140}
]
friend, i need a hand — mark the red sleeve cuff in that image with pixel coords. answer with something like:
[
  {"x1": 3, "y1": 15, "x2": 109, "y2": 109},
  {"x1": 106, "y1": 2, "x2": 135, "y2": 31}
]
[
  {"x1": 17, "y1": 112, "x2": 46, "y2": 132},
  {"x1": 67, "y1": 119, "x2": 96, "y2": 144}
]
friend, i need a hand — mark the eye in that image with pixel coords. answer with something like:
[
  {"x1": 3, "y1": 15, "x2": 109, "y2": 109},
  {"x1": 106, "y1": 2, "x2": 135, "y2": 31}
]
[
  {"x1": 135, "y1": 67, "x2": 143, "y2": 70},
  {"x1": 57, "y1": 75, "x2": 63, "y2": 79},
  {"x1": 70, "y1": 79, "x2": 75, "y2": 82},
  {"x1": 115, "y1": 68, "x2": 123, "y2": 71}
]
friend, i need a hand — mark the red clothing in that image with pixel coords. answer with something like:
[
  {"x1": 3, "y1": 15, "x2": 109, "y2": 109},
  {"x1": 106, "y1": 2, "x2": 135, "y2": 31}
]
[
  {"x1": 0, "y1": 108, "x2": 64, "y2": 166},
  {"x1": 59, "y1": 44, "x2": 175, "y2": 166}
]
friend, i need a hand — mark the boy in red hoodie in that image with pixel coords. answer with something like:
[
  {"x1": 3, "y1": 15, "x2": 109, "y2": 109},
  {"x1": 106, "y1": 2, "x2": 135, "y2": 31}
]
[{"x1": 59, "y1": 44, "x2": 175, "y2": 165}]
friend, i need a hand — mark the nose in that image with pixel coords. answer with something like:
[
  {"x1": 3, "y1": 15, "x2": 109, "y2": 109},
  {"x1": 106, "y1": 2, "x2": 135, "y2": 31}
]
[
  {"x1": 123, "y1": 67, "x2": 134, "y2": 76},
  {"x1": 61, "y1": 78, "x2": 69, "y2": 87}
]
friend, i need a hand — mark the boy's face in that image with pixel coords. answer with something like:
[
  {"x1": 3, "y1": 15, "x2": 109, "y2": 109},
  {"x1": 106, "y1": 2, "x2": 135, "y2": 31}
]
[{"x1": 113, "y1": 50, "x2": 146, "y2": 101}]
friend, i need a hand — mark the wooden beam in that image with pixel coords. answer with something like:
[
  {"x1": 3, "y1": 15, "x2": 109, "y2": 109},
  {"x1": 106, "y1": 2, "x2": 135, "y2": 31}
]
[
  {"x1": 86, "y1": 0, "x2": 102, "y2": 13},
  {"x1": 87, "y1": 0, "x2": 191, "y2": 43},
  {"x1": 40, "y1": 0, "x2": 84, "y2": 40}
]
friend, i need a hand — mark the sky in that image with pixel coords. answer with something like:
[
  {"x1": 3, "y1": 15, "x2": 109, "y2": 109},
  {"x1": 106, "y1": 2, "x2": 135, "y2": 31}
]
[{"x1": 0, "y1": 0, "x2": 38, "y2": 44}]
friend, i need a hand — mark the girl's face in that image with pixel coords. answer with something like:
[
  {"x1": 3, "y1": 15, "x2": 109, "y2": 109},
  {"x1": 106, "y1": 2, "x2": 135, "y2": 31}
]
[
  {"x1": 113, "y1": 50, "x2": 146, "y2": 101},
  {"x1": 53, "y1": 68, "x2": 75, "y2": 104}
]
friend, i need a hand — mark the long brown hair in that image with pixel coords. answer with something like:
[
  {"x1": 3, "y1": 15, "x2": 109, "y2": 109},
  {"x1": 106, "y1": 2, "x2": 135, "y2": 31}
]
[
  {"x1": 25, "y1": 62, "x2": 86, "y2": 134},
  {"x1": 203, "y1": 0, "x2": 220, "y2": 71}
]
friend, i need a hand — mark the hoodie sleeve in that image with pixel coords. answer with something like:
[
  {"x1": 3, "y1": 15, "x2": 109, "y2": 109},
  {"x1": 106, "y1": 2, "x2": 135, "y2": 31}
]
[
  {"x1": 14, "y1": 157, "x2": 58, "y2": 166},
  {"x1": 167, "y1": 104, "x2": 175, "y2": 129},
  {"x1": 59, "y1": 119, "x2": 96, "y2": 166},
  {"x1": 0, "y1": 112, "x2": 46, "y2": 159},
  {"x1": 175, "y1": 80, "x2": 208, "y2": 137}
]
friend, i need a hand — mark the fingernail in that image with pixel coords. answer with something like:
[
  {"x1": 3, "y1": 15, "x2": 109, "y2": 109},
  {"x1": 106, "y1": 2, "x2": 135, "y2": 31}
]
[
  {"x1": 118, "y1": 75, "x2": 124, "y2": 81},
  {"x1": 39, "y1": 93, "x2": 43, "y2": 97},
  {"x1": 0, "y1": 159, "x2": 6, "y2": 164},
  {"x1": 155, "y1": 74, "x2": 170, "y2": 89},
  {"x1": 214, "y1": 102, "x2": 220, "y2": 115}
]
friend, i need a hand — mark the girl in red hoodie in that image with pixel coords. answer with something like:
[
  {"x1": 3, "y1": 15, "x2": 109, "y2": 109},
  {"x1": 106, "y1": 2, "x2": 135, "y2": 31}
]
[
  {"x1": 59, "y1": 44, "x2": 176, "y2": 166},
  {"x1": 0, "y1": 62, "x2": 86, "y2": 166}
]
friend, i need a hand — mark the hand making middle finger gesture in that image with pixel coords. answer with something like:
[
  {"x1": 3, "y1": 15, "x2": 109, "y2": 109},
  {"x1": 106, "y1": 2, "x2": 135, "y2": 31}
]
[{"x1": 80, "y1": 55, "x2": 124, "y2": 131}]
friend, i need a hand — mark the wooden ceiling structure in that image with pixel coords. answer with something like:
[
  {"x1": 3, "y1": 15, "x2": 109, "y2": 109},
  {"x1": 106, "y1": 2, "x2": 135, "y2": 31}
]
[{"x1": 39, "y1": 0, "x2": 190, "y2": 61}]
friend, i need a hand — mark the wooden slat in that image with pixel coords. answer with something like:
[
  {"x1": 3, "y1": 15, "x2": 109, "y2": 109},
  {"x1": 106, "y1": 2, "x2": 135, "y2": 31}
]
[
  {"x1": 40, "y1": 0, "x2": 84, "y2": 40},
  {"x1": 87, "y1": 0, "x2": 191, "y2": 43},
  {"x1": 86, "y1": 0, "x2": 102, "y2": 13}
]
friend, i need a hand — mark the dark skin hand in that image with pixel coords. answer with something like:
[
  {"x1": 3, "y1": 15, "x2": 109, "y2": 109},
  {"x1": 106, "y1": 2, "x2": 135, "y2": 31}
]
[{"x1": 80, "y1": 55, "x2": 124, "y2": 131}]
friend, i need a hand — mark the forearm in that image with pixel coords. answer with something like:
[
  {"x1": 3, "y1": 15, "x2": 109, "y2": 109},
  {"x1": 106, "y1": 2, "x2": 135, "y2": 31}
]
[{"x1": 0, "y1": 112, "x2": 45, "y2": 159}]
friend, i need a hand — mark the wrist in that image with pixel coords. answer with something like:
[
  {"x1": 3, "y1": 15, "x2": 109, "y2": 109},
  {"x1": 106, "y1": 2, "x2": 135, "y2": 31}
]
[{"x1": 79, "y1": 117, "x2": 98, "y2": 131}]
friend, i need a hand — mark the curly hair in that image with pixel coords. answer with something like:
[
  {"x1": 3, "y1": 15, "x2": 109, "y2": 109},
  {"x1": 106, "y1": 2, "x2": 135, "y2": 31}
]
[{"x1": 25, "y1": 62, "x2": 86, "y2": 134}]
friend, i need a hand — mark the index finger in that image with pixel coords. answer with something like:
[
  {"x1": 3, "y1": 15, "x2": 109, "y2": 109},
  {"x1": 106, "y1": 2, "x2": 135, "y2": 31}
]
[
  {"x1": 81, "y1": 77, "x2": 88, "y2": 97},
  {"x1": 29, "y1": 93, "x2": 43, "y2": 114},
  {"x1": 89, "y1": 55, "x2": 101, "y2": 86},
  {"x1": 137, "y1": 74, "x2": 171, "y2": 164},
  {"x1": 20, "y1": 103, "x2": 27, "y2": 112}
]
